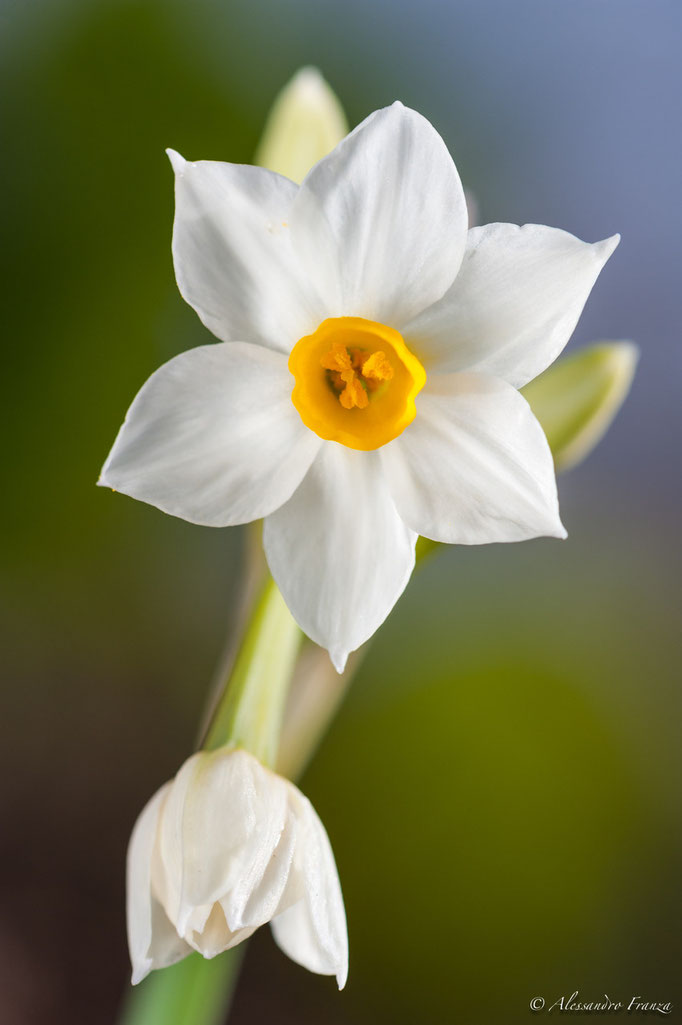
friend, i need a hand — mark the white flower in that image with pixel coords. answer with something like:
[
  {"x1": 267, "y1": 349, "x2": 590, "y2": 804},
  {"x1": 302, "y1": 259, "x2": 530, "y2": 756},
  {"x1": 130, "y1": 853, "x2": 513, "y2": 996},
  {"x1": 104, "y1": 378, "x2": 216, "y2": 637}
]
[
  {"x1": 100, "y1": 103, "x2": 619, "y2": 671},
  {"x1": 127, "y1": 746, "x2": 348, "y2": 988}
]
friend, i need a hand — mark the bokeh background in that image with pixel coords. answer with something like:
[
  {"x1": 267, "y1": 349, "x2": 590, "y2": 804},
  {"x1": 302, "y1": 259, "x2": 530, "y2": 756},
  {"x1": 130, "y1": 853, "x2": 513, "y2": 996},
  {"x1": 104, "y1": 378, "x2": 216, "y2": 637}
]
[{"x1": 2, "y1": 0, "x2": 681, "y2": 1022}]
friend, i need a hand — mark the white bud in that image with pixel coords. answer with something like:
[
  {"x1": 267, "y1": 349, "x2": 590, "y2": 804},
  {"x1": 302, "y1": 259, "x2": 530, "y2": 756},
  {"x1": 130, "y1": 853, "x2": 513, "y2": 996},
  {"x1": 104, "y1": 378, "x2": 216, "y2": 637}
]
[
  {"x1": 127, "y1": 746, "x2": 348, "y2": 988},
  {"x1": 254, "y1": 66, "x2": 348, "y2": 183}
]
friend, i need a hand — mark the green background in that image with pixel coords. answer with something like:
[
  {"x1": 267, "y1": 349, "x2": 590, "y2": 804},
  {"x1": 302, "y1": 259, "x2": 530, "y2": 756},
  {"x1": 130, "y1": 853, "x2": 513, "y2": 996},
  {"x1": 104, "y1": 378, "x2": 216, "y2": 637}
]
[{"x1": 2, "y1": 1, "x2": 680, "y2": 1022}]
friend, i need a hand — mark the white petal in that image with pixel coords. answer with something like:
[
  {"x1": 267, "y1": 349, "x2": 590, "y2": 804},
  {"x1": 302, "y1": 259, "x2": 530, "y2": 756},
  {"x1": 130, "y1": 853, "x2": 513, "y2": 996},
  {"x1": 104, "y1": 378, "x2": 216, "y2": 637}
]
[
  {"x1": 126, "y1": 783, "x2": 192, "y2": 984},
  {"x1": 263, "y1": 445, "x2": 417, "y2": 671},
  {"x1": 177, "y1": 896, "x2": 257, "y2": 958},
  {"x1": 234, "y1": 802, "x2": 297, "y2": 927},
  {"x1": 99, "y1": 342, "x2": 320, "y2": 527},
  {"x1": 271, "y1": 788, "x2": 348, "y2": 989},
  {"x1": 156, "y1": 749, "x2": 291, "y2": 939},
  {"x1": 168, "y1": 150, "x2": 323, "y2": 351},
  {"x1": 186, "y1": 904, "x2": 257, "y2": 959},
  {"x1": 381, "y1": 373, "x2": 566, "y2": 544},
  {"x1": 403, "y1": 224, "x2": 619, "y2": 387},
  {"x1": 289, "y1": 102, "x2": 468, "y2": 326}
]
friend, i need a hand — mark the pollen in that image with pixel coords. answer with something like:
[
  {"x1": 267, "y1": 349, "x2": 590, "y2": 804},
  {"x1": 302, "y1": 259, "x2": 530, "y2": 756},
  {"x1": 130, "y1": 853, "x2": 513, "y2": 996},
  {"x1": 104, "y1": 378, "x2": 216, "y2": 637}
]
[
  {"x1": 320, "y1": 343, "x2": 353, "y2": 375},
  {"x1": 320, "y1": 342, "x2": 393, "y2": 410},
  {"x1": 339, "y1": 375, "x2": 369, "y2": 410},
  {"x1": 362, "y1": 351, "x2": 394, "y2": 383}
]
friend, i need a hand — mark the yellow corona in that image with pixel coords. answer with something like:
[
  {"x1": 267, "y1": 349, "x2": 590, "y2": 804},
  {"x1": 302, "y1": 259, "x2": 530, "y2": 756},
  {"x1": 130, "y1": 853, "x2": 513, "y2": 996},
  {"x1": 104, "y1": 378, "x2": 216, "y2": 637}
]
[{"x1": 289, "y1": 317, "x2": 427, "y2": 450}]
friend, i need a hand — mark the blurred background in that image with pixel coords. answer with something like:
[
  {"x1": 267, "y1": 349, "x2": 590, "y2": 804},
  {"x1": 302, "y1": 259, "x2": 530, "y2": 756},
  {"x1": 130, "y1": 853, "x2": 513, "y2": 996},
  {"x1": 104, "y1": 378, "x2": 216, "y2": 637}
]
[{"x1": 2, "y1": 0, "x2": 681, "y2": 1022}]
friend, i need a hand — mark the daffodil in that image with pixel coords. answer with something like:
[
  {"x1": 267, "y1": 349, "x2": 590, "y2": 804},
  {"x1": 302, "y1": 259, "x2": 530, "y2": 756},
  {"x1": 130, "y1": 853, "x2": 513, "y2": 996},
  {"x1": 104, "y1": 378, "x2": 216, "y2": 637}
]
[
  {"x1": 127, "y1": 746, "x2": 347, "y2": 988},
  {"x1": 100, "y1": 103, "x2": 618, "y2": 670}
]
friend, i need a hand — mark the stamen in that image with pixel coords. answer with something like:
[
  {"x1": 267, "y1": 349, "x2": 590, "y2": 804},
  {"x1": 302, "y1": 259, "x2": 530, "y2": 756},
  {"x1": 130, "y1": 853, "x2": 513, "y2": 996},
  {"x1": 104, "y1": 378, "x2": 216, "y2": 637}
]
[
  {"x1": 340, "y1": 376, "x2": 369, "y2": 409},
  {"x1": 362, "y1": 351, "x2": 394, "y2": 382},
  {"x1": 321, "y1": 343, "x2": 394, "y2": 409},
  {"x1": 320, "y1": 343, "x2": 353, "y2": 374}
]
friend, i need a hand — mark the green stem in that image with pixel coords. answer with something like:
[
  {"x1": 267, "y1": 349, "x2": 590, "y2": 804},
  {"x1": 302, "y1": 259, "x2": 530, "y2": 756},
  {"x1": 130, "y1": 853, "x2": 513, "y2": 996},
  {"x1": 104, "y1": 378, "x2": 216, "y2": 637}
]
[
  {"x1": 117, "y1": 949, "x2": 244, "y2": 1025},
  {"x1": 202, "y1": 573, "x2": 303, "y2": 767}
]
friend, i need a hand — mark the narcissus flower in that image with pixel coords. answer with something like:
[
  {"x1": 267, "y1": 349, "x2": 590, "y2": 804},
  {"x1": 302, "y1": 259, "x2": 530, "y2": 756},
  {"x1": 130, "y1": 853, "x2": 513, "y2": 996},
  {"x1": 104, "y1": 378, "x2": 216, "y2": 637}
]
[
  {"x1": 100, "y1": 103, "x2": 619, "y2": 670},
  {"x1": 127, "y1": 746, "x2": 347, "y2": 987}
]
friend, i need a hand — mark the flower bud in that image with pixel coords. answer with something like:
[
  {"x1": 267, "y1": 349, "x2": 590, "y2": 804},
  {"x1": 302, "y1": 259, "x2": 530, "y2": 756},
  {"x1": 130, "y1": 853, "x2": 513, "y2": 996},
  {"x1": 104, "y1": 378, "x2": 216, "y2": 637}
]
[
  {"x1": 127, "y1": 746, "x2": 348, "y2": 988},
  {"x1": 254, "y1": 66, "x2": 348, "y2": 183},
  {"x1": 521, "y1": 341, "x2": 638, "y2": 472}
]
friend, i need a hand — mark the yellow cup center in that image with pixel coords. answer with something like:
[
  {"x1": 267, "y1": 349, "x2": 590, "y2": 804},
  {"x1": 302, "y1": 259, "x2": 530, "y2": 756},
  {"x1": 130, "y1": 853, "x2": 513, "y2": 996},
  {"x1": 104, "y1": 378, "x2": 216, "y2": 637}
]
[{"x1": 289, "y1": 317, "x2": 426, "y2": 451}]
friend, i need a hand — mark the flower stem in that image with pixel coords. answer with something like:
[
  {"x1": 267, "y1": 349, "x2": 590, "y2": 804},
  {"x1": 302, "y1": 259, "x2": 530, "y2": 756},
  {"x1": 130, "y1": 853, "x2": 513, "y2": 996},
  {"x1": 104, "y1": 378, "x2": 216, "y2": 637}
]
[
  {"x1": 202, "y1": 573, "x2": 303, "y2": 768},
  {"x1": 117, "y1": 950, "x2": 244, "y2": 1025}
]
